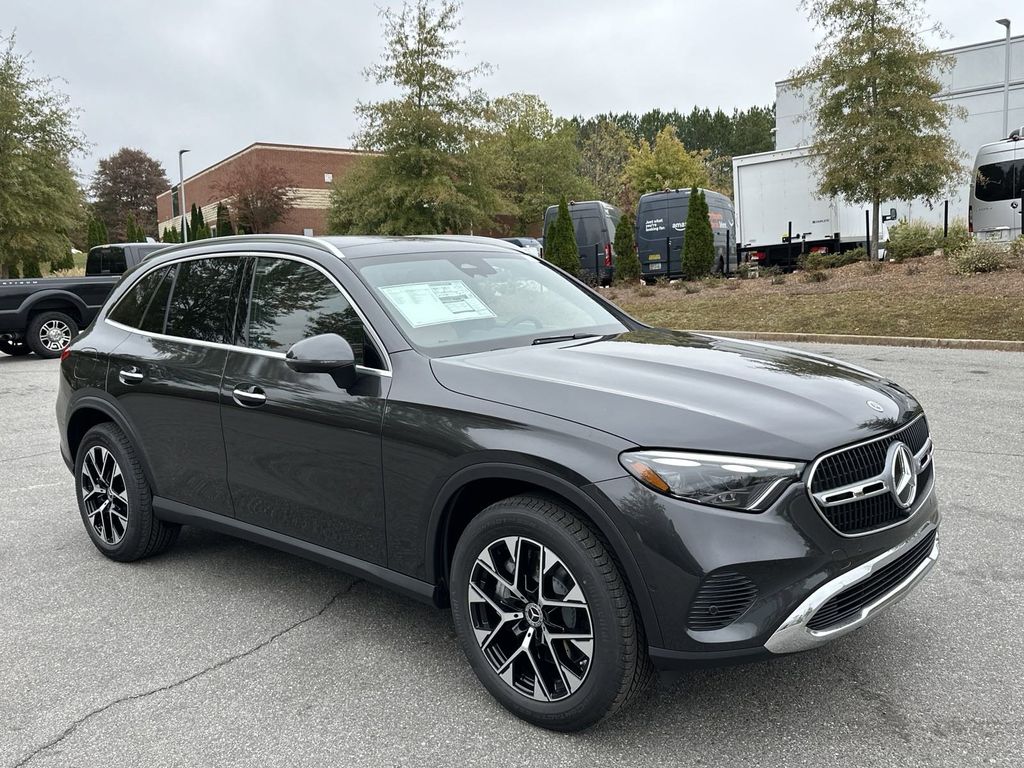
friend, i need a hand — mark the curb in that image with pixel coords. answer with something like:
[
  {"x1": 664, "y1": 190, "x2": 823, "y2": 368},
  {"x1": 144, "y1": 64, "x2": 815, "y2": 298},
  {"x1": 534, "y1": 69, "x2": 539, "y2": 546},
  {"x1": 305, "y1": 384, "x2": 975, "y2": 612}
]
[{"x1": 692, "y1": 330, "x2": 1024, "y2": 353}]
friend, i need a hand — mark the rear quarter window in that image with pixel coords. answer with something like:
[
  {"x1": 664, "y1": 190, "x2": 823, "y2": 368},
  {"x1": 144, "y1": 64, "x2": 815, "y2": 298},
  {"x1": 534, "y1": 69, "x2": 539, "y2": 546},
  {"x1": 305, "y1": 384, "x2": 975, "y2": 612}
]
[{"x1": 107, "y1": 267, "x2": 169, "y2": 329}]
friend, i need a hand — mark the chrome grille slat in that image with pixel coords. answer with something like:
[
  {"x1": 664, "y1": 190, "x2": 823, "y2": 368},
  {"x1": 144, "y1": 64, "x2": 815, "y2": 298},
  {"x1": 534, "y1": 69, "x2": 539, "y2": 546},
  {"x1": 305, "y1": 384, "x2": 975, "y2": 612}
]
[{"x1": 807, "y1": 416, "x2": 933, "y2": 536}]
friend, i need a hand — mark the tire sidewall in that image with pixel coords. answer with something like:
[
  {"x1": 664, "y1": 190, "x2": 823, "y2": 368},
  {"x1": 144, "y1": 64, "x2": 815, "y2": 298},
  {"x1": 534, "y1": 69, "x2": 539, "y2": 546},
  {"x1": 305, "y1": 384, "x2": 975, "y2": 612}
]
[
  {"x1": 27, "y1": 311, "x2": 78, "y2": 358},
  {"x1": 75, "y1": 425, "x2": 151, "y2": 560},
  {"x1": 451, "y1": 503, "x2": 631, "y2": 729}
]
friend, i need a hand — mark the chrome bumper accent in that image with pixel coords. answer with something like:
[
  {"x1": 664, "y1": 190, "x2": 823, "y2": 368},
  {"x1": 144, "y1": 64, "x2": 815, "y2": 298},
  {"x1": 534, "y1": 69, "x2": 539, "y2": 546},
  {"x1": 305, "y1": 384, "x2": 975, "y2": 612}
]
[{"x1": 764, "y1": 522, "x2": 939, "y2": 654}]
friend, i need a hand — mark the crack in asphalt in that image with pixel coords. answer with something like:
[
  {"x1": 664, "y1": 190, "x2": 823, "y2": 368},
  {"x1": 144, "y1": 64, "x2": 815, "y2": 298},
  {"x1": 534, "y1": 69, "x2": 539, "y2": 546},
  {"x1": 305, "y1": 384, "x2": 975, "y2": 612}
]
[
  {"x1": 833, "y1": 661, "x2": 915, "y2": 744},
  {"x1": 12, "y1": 579, "x2": 362, "y2": 767},
  {"x1": 0, "y1": 449, "x2": 59, "y2": 465}
]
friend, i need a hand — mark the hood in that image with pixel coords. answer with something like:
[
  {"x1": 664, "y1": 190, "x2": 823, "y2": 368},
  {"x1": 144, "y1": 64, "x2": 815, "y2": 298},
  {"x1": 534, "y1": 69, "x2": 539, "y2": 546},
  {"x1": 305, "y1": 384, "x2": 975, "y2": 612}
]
[{"x1": 430, "y1": 329, "x2": 921, "y2": 460}]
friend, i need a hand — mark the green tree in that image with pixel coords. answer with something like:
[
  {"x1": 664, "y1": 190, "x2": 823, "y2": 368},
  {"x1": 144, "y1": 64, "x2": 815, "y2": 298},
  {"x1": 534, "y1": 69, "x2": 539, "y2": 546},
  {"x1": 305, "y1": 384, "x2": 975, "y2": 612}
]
[
  {"x1": 161, "y1": 225, "x2": 180, "y2": 244},
  {"x1": 621, "y1": 126, "x2": 709, "y2": 210},
  {"x1": 215, "y1": 202, "x2": 234, "y2": 237},
  {"x1": 579, "y1": 117, "x2": 634, "y2": 206},
  {"x1": 188, "y1": 203, "x2": 211, "y2": 240},
  {"x1": 0, "y1": 33, "x2": 85, "y2": 278},
  {"x1": 681, "y1": 189, "x2": 714, "y2": 279},
  {"x1": 86, "y1": 219, "x2": 103, "y2": 250},
  {"x1": 90, "y1": 147, "x2": 169, "y2": 240},
  {"x1": 328, "y1": 1, "x2": 499, "y2": 235},
  {"x1": 612, "y1": 211, "x2": 640, "y2": 283},
  {"x1": 474, "y1": 93, "x2": 591, "y2": 234},
  {"x1": 544, "y1": 196, "x2": 579, "y2": 275},
  {"x1": 791, "y1": 0, "x2": 965, "y2": 259}
]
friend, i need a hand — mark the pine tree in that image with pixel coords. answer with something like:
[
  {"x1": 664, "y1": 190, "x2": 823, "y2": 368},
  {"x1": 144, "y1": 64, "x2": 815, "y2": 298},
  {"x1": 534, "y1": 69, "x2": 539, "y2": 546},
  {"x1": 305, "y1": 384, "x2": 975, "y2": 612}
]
[
  {"x1": 613, "y1": 212, "x2": 640, "y2": 283},
  {"x1": 681, "y1": 188, "x2": 714, "y2": 279},
  {"x1": 544, "y1": 196, "x2": 579, "y2": 276},
  {"x1": 86, "y1": 219, "x2": 103, "y2": 250},
  {"x1": 96, "y1": 219, "x2": 108, "y2": 246},
  {"x1": 188, "y1": 203, "x2": 207, "y2": 240},
  {"x1": 124, "y1": 216, "x2": 137, "y2": 242},
  {"x1": 161, "y1": 226, "x2": 180, "y2": 244},
  {"x1": 215, "y1": 202, "x2": 234, "y2": 237}
]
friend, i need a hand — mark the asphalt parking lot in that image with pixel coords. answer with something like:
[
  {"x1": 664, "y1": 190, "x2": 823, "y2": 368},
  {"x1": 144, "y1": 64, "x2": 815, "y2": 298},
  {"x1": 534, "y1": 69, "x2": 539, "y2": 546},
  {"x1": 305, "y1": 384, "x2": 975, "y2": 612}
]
[{"x1": 1, "y1": 342, "x2": 1021, "y2": 767}]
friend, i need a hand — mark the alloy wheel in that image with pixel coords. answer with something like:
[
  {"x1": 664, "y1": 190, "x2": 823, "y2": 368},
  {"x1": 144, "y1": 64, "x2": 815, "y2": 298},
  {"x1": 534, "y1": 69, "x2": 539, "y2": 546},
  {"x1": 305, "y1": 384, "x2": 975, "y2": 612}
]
[
  {"x1": 80, "y1": 446, "x2": 129, "y2": 545},
  {"x1": 39, "y1": 319, "x2": 72, "y2": 352},
  {"x1": 468, "y1": 536, "x2": 593, "y2": 702}
]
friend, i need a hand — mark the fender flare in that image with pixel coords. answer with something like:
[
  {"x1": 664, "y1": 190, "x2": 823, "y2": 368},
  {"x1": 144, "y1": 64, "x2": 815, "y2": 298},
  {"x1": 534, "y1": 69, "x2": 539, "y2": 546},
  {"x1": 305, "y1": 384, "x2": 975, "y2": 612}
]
[
  {"x1": 18, "y1": 290, "x2": 91, "y2": 327},
  {"x1": 424, "y1": 461, "x2": 663, "y2": 647},
  {"x1": 66, "y1": 393, "x2": 161, "y2": 496}
]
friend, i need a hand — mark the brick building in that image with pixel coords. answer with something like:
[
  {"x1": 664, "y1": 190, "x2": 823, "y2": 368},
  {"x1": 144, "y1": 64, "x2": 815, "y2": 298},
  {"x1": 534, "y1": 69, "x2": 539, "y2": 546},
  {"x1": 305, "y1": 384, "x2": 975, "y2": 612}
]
[{"x1": 155, "y1": 142, "x2": 372, "y2": 237}]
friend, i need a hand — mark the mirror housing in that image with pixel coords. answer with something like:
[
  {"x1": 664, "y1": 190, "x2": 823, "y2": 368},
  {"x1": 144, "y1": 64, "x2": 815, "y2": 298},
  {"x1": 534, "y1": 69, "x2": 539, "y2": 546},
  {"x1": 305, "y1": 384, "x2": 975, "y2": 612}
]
[{"x1": 285, "y1": 334, "x2": 357, "y2": 389}]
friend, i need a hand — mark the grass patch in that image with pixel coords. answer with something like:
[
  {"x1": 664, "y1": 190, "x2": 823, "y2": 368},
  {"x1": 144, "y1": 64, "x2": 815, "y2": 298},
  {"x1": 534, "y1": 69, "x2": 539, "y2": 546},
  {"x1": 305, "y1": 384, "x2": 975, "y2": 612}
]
[{"x1": 614, "y1": 253, "x2": 1024, "y2": 340}]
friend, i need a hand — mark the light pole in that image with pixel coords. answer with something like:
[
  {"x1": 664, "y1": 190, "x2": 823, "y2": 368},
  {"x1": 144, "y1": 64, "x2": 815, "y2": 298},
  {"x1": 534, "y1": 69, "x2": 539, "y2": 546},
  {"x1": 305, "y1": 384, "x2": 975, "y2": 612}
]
[
  {"x1": 997, "y1": 19, "x2": 1011, "y2": 138},
  {"x1": 178, "y1": 149, "x2": 190, "y2": 243}
]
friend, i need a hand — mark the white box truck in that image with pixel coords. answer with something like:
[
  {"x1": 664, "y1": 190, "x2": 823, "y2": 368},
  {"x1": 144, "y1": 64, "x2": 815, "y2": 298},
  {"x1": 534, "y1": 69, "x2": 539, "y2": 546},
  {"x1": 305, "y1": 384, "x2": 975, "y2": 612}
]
[{"x1": 732, "y1": 147, "x2": 961, "y2": 268}]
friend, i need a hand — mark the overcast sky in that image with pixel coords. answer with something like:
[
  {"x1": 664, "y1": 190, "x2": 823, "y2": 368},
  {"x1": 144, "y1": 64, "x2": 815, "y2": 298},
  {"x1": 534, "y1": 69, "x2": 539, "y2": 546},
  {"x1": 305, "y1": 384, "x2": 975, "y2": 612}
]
[{"x1": 4, "y1": 0, "x2": 1019, "y2": 186}]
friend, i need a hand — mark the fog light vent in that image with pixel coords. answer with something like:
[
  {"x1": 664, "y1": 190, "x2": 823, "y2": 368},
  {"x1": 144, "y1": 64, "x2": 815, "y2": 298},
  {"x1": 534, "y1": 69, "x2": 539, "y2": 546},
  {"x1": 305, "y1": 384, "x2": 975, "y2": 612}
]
[{"x1": 687, "y1": 572, "x2": 757, "y2": 631}]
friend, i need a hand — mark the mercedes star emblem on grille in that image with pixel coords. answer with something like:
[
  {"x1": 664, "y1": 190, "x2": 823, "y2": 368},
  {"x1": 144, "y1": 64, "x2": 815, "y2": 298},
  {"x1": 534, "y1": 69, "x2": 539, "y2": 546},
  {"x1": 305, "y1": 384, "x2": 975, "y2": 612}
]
[{"x1": 887, "y1": 441, "x2": 918, "y2": 509}]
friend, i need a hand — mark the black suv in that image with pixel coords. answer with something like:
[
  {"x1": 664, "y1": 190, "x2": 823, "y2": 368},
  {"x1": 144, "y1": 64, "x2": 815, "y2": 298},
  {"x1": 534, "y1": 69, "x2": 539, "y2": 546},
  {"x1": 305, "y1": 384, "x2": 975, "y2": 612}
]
[{"x1": 57, "y1": 235, "x2": 939, "y2": 731}]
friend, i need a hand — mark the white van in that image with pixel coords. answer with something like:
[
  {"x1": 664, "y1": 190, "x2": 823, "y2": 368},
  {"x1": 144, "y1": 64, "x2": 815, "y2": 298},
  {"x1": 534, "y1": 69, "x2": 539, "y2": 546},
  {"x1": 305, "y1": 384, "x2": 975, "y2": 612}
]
[{"x1": 970, "y1": 130, "x2": 1023, "y2": 242}]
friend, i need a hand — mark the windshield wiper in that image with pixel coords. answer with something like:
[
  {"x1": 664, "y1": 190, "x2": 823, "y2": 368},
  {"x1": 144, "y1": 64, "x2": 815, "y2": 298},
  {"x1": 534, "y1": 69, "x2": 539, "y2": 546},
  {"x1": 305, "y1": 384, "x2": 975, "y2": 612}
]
[{"x1": 531, "y1": 333, "x2": 600, "y2": 346}]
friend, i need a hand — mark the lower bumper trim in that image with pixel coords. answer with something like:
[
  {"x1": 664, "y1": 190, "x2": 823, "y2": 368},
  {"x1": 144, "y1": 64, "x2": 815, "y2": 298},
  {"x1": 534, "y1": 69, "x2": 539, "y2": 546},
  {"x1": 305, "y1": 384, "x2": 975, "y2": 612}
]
[{"x1": 764, "y1": 522, "x2": 939, "y2": 654}]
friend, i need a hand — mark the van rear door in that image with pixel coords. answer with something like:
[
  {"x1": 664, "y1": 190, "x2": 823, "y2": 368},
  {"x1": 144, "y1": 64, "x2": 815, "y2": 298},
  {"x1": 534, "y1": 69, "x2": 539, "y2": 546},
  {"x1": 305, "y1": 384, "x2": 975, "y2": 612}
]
[
  {"x1": 973, "y1": 143, "x2": 1022, "y2": 242},
  {"x1": 636, "y1": 197, "x2": 672, "y2": 278}
]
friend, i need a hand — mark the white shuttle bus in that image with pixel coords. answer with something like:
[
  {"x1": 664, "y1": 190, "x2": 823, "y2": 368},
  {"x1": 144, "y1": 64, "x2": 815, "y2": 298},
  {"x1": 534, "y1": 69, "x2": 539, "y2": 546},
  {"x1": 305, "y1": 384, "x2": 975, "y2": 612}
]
[{"x1": 970, "y1": 130, "x2": 1023, "y2": 242}]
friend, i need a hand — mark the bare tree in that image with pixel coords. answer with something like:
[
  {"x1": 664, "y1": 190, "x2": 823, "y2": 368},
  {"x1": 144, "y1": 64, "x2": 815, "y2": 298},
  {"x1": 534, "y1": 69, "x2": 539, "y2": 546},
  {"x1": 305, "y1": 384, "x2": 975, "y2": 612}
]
[{"x1": 217, "y1": 159, "x2": 295, "y2": 234}]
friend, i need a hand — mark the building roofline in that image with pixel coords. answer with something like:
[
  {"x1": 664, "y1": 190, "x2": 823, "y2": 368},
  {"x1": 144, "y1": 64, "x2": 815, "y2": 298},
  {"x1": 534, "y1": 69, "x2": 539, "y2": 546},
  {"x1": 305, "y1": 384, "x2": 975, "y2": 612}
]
[
  {"x1": 156, "y1": 142, "x2": 376, "y2": 201},
  {"x1": 774, "y1": 32, "x2": 1024, "y2": 88}
]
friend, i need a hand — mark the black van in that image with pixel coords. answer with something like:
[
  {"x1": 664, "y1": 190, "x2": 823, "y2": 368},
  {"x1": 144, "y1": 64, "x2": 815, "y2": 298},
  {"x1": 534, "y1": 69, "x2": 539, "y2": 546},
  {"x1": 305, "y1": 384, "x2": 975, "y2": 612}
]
[
  {"x1": 542, "y1": 200, "x2": 622, "y2": 284},
  {"x1": 635, "y1": 189, "x2": 736, "y2": 280}
]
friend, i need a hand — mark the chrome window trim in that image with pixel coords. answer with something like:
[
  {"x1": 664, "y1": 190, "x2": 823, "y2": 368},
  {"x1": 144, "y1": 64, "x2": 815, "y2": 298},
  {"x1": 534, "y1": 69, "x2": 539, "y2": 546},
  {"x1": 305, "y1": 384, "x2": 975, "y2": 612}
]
[
  {"x1": 804, "y1": 413, "x2": 931, "y2": 538},
  {"x1": 101, "y1": 249, "x2": 391, "y2": 376}
]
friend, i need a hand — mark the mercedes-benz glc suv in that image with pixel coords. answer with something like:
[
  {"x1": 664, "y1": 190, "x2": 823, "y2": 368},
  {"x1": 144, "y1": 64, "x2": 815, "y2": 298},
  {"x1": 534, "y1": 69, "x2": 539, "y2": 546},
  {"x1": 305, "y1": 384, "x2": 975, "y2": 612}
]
[{"x1": 56, "y1": 235, "x2": 939, "y2": 731}]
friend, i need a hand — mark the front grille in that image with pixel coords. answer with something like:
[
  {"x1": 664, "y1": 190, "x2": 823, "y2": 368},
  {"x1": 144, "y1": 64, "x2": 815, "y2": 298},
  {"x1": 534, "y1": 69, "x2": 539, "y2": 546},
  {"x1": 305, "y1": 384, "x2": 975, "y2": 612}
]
[
  {"x1": 807, "y1": 529, "x2": 936, "y2": 631},
  {"x1": 687, "y1": 572, "x2": 758, "y2": 631},
  {"x1": 809, "y1": 416, "x2": 932, "y2": 535}
]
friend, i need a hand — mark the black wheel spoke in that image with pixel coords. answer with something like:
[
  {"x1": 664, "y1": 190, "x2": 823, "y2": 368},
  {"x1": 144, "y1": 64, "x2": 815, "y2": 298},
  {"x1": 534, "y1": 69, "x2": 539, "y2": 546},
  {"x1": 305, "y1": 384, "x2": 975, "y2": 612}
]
[{"x1": 79, "y1": 445, "x2": 128, "y2": 546}]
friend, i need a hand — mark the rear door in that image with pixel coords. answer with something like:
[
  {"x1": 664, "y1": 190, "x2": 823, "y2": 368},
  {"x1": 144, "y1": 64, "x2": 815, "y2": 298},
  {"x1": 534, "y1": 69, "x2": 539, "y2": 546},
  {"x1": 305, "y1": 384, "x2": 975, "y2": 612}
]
[
  {"x1": 106, "y1": 255, "x2": 245, "y2": 516},
  {"x1": 972, "y1": 144, "x2": 1022, "y2": 241},
  {"x1": 636, "y1": 196, "x2": 671, "y2": 278},
  {"x1": 665, "y1": 196, "x2": 688, "y2": 278},
  {"x1": 219, "y1": 255, "x2": 391, "y2": 563},
  {"x1": 572, "y1": 208, "x2": 605, "y2": 278}
]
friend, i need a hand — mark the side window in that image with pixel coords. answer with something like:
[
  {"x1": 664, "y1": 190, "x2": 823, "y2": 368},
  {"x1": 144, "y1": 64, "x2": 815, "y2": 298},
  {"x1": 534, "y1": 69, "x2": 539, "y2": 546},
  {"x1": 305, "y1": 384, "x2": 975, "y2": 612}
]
[
  {"x1": 165, "y1": 257, "x2": 243, "y2": 344},
  {"x1": 245, "y1": 257, "x2": 365, "y2": 365},
  {"x1": 107, "y1": 267, "x2": 168, "y2": 328},
  {"x1": 138, "y1": 265, "x2": 175, "y2": 334}
]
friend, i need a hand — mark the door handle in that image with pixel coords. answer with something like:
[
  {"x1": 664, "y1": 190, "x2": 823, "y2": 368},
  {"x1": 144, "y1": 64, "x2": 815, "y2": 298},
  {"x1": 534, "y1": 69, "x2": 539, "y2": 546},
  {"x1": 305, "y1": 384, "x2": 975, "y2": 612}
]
[
  {"x1": 118, "y1": 368, "x2": 144, "y2": 385},
  {"x1": 232, "y1": 384, "x2": 267, "y2": 408}
]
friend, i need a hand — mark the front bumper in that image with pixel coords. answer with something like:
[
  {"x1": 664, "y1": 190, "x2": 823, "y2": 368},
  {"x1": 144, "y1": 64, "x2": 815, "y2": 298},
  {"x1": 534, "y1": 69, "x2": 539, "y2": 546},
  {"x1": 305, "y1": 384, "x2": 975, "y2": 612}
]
[
  {"x1": 764, "y1": 521, "x2": 938, "y2": 653},
  {"x1": 591, "y1": 468, "x2": 940, "y2": 669}
]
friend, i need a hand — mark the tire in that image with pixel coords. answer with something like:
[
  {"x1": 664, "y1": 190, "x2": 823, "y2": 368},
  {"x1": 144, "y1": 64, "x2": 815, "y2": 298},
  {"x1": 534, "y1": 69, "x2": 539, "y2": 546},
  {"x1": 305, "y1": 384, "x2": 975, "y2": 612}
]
[
  {"x1": 26, "y1": 311, "x2": 78, "y2": 358},
  {"x1": 0, "y1": 339, "x2": 30, "y2": 356},
  {"x1": 74, "y1": 423, "x2": 179, "y2": 562},
  {"x1": 450, "y1": 495, "x2": 653, "y2": 731}
]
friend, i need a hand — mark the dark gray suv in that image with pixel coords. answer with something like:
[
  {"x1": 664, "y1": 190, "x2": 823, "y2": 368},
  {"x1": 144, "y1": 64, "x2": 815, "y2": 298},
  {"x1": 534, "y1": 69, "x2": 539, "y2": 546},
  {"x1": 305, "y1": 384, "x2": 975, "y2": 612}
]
[{"x1": 56, "y1": 235, "x2": 939, "y2": 731}]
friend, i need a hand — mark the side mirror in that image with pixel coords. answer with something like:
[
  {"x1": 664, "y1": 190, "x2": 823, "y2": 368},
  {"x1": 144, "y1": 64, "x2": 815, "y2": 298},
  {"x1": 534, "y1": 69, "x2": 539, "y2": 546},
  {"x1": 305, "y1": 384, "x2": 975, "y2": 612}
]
[{"x1": 285, "y1": 334, "x2": 357, "y2": 389}]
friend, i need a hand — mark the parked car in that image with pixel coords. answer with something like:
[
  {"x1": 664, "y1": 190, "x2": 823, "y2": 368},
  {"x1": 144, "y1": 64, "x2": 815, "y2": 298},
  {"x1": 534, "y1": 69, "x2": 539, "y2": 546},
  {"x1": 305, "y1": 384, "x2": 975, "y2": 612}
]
[
  {"x1": 57, "y1": 234, "x2": 939, "y2": 731},
  {"x1": 501, "y1": 237, "x2": 542, "y2": 259},
  {"x1": 542, "y1": 201, "x2": 621, "y2": 284},
  {"x1": 969, "y1": 130, "x2": 1023, "y2": 242},
  {"x1": 635, "y1": 188, "x2": 736, "y2": 281},
  {"x1": 0, "y1": 242, "x2": 166, "y2": 357}
]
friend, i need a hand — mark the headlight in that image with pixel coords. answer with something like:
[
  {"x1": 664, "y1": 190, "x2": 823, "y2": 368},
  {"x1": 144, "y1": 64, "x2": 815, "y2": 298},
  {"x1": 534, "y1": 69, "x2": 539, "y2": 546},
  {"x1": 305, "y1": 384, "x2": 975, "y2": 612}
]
[{"x1": 619, "y1": 450, "x2": 805, "y2": 512}]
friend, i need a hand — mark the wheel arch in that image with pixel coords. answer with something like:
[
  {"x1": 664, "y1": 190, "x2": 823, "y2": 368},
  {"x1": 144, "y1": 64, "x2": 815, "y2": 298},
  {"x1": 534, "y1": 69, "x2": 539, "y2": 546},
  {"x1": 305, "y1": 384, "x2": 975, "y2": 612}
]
[
  {"x1": 426, "y1": 462, "x2": 663, "y2": 647},
  {"x1": 66, "y1": 396, "x2": 160, "y2": 495},
  {"x1": 19, "y1": 290, "x2": 89, "y2": 327}
]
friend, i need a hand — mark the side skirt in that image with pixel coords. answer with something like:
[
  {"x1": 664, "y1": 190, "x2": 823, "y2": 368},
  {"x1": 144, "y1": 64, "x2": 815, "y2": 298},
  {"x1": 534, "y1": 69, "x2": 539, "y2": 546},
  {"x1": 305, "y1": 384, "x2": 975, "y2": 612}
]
[{"x1": 153, "y1": 496, "x2": 441, "y2": 607}]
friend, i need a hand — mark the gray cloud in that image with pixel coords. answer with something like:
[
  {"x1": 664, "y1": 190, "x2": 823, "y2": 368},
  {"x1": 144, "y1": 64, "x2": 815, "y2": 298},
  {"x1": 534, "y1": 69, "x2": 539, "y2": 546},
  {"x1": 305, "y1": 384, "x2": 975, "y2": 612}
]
[{"x1": 4, "y1": 0, "x2": 1017, "y2": 186}]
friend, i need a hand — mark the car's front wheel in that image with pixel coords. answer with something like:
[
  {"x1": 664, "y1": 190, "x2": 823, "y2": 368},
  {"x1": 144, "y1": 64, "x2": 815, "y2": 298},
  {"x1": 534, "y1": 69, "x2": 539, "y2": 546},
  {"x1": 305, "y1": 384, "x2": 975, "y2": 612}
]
[
  {"x1": 450, "y1": 495, "x2": 652, "y2": 731},
  {"x1": 75, "y1": 423, "x2": 179, "y2": 561}
]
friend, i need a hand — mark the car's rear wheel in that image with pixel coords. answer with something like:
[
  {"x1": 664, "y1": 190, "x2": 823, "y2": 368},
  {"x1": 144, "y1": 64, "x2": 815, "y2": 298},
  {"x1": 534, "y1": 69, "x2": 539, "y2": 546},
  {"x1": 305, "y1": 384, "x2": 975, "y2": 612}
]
[
  {"x1": 0, "y1": 339, "x2": 30, "y2": 356},
  {"x1": 26, "y1": 311, "x2": 78, "y2": 358},
  {"x1": 75, "y1": 423, "x2": 179, "y2": 561},
  {"x1": 450, "y1": 495, "x2": 652, "y2": 731}
]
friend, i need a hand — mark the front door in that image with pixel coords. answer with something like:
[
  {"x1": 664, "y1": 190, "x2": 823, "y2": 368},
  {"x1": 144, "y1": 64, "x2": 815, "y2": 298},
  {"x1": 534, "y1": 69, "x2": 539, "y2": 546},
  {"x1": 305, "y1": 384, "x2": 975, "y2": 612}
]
[{"x1": 219, "y1": 255, "x2": 391, "y2": 564}]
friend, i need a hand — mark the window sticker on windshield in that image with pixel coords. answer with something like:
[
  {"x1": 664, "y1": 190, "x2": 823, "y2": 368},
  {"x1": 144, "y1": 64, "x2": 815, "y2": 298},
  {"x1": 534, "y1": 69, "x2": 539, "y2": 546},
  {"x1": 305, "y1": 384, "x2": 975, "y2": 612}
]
[{"x1": 379, "y1": 280, "x2": 496, "y2": 328}]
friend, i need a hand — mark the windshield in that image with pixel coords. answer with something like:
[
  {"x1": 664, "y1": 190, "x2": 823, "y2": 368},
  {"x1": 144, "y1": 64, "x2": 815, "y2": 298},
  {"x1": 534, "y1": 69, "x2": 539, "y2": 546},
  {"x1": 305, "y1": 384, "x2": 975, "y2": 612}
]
[{"x1": 352, "y1": 250, "x2": 630, "y2": 356}]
